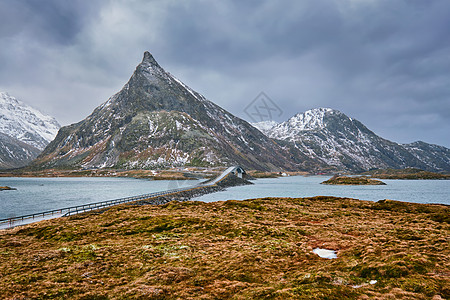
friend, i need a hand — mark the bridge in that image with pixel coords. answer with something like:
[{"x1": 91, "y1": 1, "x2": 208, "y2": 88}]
[
  {"x1": 0, "y1": 166, "x2": 247, "y2": 229},
  {"x1": 200, "y1": 165, "x2": 247, "y2": 185}
]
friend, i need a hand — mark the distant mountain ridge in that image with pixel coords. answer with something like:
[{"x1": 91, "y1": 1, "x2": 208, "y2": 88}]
[
  {"x1": 0, "y1": 132, "x2": 41, "y2": 169},
  {"x1": 31, "y1": 52, "x2": 305, "y2": 171},
  {"x1": 0, "y1": 92, "x2": 60, "y2": 169},
  {"x1": 255, "y1": 108, "x2": 450, "y2": 172},
  {"x1": 0, "y1": 92, "x2": 60, "y2": 150},
  {"x1": 402, "y1": 141, "x2": 450, "y2": 172}
]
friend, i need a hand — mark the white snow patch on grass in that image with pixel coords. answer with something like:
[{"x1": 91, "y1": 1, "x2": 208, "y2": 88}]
[
  {"x1": 352, "y1": 280, "x2": 378, "y2": 289},
  {"x1": 313, "y1": 248, "x2": 337, "y2": 259}
]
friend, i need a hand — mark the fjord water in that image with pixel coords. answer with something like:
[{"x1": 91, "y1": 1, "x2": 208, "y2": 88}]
[
  {"x1": 1, "y1": 176, "x2": 449, "y2": 219},
  {"x1": 0, "y1": 177, "x2": 198, "y2": 219},
  {"x1": 193, "y1": 176, "x2": 449, "y2": 205}
]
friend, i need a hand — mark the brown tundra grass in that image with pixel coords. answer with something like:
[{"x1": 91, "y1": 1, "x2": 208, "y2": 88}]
[{"x1": 0, "y1": 197, "x2": 448, "y2": 299}]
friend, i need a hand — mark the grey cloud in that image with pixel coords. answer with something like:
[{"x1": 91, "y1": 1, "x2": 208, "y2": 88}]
[
  {"x1": 0, "y1": 0, "x2": 449, "y2": 147},
  {"x1": 0, "y1": 0, "x2": 102, "y2": 44}
]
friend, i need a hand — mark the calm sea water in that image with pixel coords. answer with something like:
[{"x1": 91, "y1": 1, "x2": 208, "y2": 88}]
[
  {"x1": 0, "y1": 177, "x2": 198, "y2": 219},
  {"x1": 193, "y1": 176, "x2": 449, "y2": 205},
  {"x1": 0, "y1": 176, "x2": 448, "y2": 219}
]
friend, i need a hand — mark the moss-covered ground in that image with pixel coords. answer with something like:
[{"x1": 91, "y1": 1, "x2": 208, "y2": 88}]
[{"x1": 0, "y1": 197, "x2": 448, "y2": 299}]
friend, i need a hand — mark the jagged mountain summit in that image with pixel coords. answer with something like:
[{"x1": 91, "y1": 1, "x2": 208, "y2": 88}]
[
  {"x1": 261, "y1": 108, "x2": 450, "y2": 172},
  {"x1": 0, "y1": 92, "x2": 60, "y2": 150},
  {"x1": 32, "y1": 52, "x2": 306, "y2": 171}
]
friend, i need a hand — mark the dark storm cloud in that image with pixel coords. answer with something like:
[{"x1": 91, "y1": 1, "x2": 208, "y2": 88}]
[
  {"x1": 0, "y1": 0, "x2": 449, "y2": 147},
  {"x1": 0, "y1": 0, "x2": 114, "y2": 121},
  {"x1": 0, "y1": 0, "x2": 103, "y2": 83},
  {"x1": 159, "y1": 1, "x2": 344, "y2": 68},
  {"x1": 0, "y1": 0, "x2": 102, "y2": 43}
]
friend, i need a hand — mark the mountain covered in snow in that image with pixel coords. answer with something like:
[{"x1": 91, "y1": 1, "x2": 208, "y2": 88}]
[
  {"x1": 259, "y1": 108, "x2": 450, "y2": 172},
  {"x1": 0, "y1": 92, "x2": 60, "y2": 169},
  {"x1": 0, "y1": 92, "x2": 60, "y2": 150},
  {"x1": 31, "y1": 52, "x2": 306, "y2": 171}
]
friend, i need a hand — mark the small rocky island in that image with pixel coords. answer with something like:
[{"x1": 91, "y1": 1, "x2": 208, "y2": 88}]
[
  {"x1": 321, "y1": 175, "x2": 386, "y2": 185},
  {"x1": 0, "y1": 186, "x2": 16, "y2": 191}
]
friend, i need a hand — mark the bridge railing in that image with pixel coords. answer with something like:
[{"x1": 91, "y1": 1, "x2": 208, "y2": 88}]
[{"x1": 0, "y1": 186, "x2": 191, "y2": 228}]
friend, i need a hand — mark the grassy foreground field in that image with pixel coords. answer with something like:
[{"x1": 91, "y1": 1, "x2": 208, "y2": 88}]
[{"x1": 0, "y1": 197, "x2": 448, "y2": 299}]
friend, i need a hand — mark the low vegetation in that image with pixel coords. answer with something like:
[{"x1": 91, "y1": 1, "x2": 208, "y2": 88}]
[
  {"x1": 321, "y1": 175, "x2": 386, "y2": 185},
  {"x1": 1, "y1": 196, "x2": 448, "y2": 299},
  {"x1": 362, "y1": 168, "x2": 450, "y2": 180}
]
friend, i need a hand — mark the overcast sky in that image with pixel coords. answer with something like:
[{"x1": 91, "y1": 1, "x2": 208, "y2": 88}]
[{"x1": 0, "y1": 0, "x2": 449, "y2": 147}]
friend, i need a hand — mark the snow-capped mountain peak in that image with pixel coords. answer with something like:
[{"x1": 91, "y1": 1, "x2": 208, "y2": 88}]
[
  {"x1": 286, "y1": 108, "x2": 335, "y2": 131},
  {"x1": 0, "y1": 92, "x2": 61, "y2": 150},
  {"x1": 267, "y1": 108, "x2": 340, "y2": 141}
]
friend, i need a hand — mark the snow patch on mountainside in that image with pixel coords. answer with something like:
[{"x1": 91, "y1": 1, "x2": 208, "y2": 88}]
[
  {"x1": 251, "y1": 120, "x2": 278, "y2": 135},
  {"x1": 171, "y1": 75, "x2": 208, "y2": 103},
  {"x1": 0, "y1": 92, "x2": 60, "y2": 150}
]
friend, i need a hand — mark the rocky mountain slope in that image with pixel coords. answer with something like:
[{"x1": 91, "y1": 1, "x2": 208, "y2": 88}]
[
  {"x1": 0, "y1": 92, "x2": 60, "y2": 169},
  {"x1": 31, "y1": 52, "x2": 311, "y2": 171},
  {"x1": 258, "y1": 108, "x2": 450, "y2": 172},
  {"x1": 0, "y1": 92, "x2": 60, "y2": 150},
  {"x1": 0, "y1": 132, "x2": 41, "y2": 169},
  {"x1": 402, "y1": 141, "x2": 450, "y2": 172}
]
